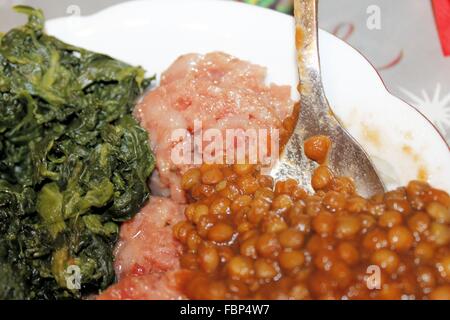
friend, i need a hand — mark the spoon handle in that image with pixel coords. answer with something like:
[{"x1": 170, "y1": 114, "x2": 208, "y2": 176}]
[
  {"x1": 294, "y1": 0, "x2": 321, "y2": 88},
  {"x1": 294, "y1": 0, "x2": 336, "y2": 127}
]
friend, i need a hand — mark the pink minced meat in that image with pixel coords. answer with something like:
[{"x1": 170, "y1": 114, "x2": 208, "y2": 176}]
[
  {"x1": 97, "y1": 197, "x2": 186, "y2": 300},
  {"x1": 98, "y1": 52, "x2": 294, "y2": 300},
  {"x1": 135, "y1": 52, "x2": 293, "y2": 203},
  {"x1": 113, "y1": 197, "x2": 185, "y2": 279},
  {"x1": 97, "y1": 270, "x2": 191, "y2": 300}
]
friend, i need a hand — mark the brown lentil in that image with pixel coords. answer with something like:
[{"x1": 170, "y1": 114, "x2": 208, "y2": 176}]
[
  {"x1": 175, "y1": 164, "x2": 450, "y2": 300},
  {"x1": 304, "y1": 135, "x2": 331, "y2": 164}
]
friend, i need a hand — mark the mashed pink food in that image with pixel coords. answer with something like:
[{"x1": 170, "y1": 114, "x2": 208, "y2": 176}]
[
  {"x1": 97, "y1": 197, "x2": 186, "y2": 300},
  {"x1": 97, "y1": 270, "x2": 190, "y2": 300},
  {"x1": 135, "y1": 52, "x2": 293, "y2": 203},
  {"x1": 99, "y1": 52, "x2": 293, "y2": 300},
  {"x1": 113, "y1": 197, "x2": 185, "y2": 279}
]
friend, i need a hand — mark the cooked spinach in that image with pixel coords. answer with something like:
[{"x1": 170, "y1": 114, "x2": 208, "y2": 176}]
[{"x1": 0, "y1": 6, "x2": 155, "y2": 299}]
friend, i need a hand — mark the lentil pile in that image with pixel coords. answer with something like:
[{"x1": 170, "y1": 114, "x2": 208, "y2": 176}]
[{"x1": 173, "y1": 161, "x2": 450, "y2": 300}]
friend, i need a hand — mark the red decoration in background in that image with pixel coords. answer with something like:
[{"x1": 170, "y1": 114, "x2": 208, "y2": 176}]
[
  {"x1": 332, "y1": 23, "x2": 355, "y2": 41},
  {"x1": 377, "y1": 50, "x2": 404, "y2": 71},
  {"x1": 432, "y1": 0, "x2": 450, "y2": 56}
]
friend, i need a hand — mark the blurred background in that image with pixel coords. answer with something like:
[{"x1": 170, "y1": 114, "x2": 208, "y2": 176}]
[{"x1": 0, "y1": 0, "x2": 449, "y2": 143}]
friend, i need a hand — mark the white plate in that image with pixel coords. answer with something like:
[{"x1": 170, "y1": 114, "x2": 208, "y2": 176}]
[{"x1": 46, "y1": 0, "x2": 450, "y2": 191}]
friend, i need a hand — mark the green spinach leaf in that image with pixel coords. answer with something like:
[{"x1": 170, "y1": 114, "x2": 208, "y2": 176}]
[{"x1": 0, "y1": 6, "x2": 155, "y2": 299}]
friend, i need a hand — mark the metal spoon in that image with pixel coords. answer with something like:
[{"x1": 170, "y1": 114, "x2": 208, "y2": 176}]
[{"x1": 270, "y1": 0, "x2": 385, "y2": 197}]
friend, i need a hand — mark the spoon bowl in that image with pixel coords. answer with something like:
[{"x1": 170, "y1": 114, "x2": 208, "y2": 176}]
[{"x1": 271, "y1": 0, "x2": 385, "y2": 197}]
